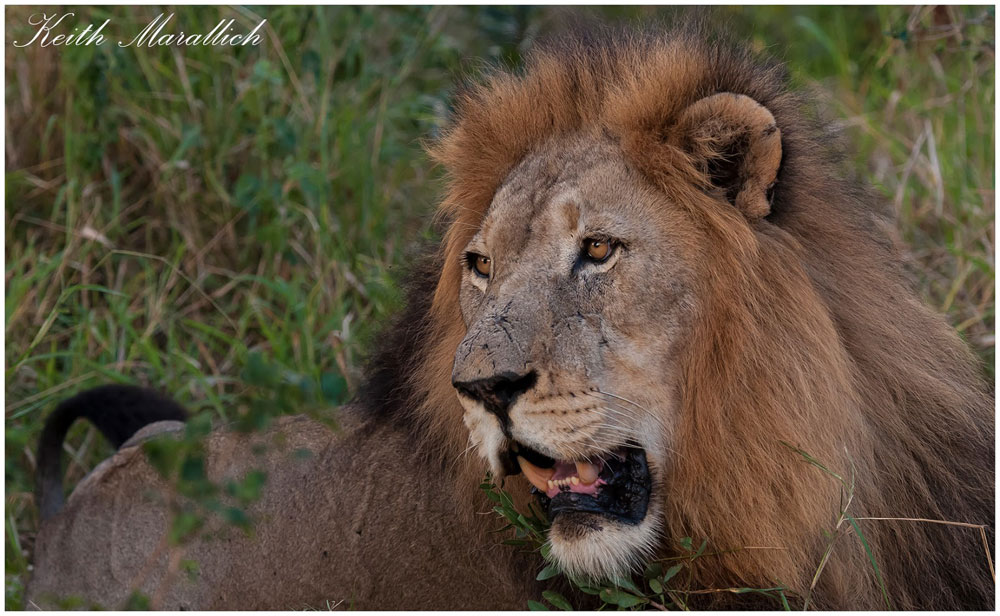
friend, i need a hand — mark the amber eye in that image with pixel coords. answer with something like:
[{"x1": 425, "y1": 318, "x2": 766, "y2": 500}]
[
  {"x1": 584, "y1": 238, "x2": 613, "y2": 263},
  {"x1": 468, "y1": 253, "x2": 491, "y2": 278}
]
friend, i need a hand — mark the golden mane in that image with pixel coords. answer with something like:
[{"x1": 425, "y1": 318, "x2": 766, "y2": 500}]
[{"x1": 362, "y1": 24, "x2": 993, "y2": 608}]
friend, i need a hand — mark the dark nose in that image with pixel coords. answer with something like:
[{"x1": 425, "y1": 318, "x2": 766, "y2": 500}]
[{"x1": 453, "y1": 370, "x2": 537, "y2": 432}]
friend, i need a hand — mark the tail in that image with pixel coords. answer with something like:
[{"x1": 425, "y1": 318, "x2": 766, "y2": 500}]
[{"x1": 36, "y1": 384, "x2": 189, "y2": 521}]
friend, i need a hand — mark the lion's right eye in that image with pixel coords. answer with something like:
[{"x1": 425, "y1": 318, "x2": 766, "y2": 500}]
[
  {"x1": 582, "y1": 237, "x2": 616, "y2": 264},
  {"x1": 466, "y1": 253, "x2": 491, "y2": 278}
]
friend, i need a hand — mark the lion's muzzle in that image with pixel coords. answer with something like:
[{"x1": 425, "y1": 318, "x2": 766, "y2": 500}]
[{"x1": 452, "y1": 370, "x2": 537, "y2": 436}]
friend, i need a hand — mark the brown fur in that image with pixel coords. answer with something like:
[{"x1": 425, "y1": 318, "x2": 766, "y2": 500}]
[
  {"x1": 411, "y1": 23, "x2": 994, "y2": 608},
  {"x1": 28, "y1": 414, "x2": 546, "y2": 609},
  {"x1": 28, "y1": 23, "x2": 993, "y2": 610}
]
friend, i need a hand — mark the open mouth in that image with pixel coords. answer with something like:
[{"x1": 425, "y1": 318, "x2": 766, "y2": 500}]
[{"x1": 507, "y1": 442, "x2": 651, "y2": 525}]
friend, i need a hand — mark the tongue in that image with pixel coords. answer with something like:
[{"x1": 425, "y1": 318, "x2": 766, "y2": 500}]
[{"x1": 546, "y1": 460, "x2": 603, "y2": 498}]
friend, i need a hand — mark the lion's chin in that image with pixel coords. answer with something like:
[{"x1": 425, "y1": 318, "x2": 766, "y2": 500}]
[{"x1": 547, "y1": 510, "x2": 662, "y2": 581}]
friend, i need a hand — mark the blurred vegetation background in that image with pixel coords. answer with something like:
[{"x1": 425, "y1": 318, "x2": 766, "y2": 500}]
[{"x1": 4, "y1": 5, "x2": 994, "y2": 608}]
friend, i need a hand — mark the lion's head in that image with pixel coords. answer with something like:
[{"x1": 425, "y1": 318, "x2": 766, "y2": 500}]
[
  {"x1": 450, "y1": 131, "x2": 703, "y2": 578},
  {"x1": 364, "y1": 24, "x2": 993, "y2": 609}
]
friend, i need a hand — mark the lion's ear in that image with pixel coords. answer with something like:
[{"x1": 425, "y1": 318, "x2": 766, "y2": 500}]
[{"x1": 669, "y1": 93, "x2": 782, "y2": 219}]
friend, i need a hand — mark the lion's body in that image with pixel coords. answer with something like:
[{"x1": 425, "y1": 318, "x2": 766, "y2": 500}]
[
  {"x1": 28, "y1": 413, "x2": 542, "y2": 609},
  {"x1": 28, "y1": 23, "x2": 993, "y2": 610}
]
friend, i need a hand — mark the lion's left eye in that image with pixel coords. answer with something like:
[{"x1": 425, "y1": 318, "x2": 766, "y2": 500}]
[
  {"x1": 583, "y1": 238, "x2": 615, "y2": 263},
  {"x1": 466, "y1": 252, "x2": 492, "y2": 278}
]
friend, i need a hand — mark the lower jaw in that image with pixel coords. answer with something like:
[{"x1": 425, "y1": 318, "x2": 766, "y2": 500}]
[{"x1": 528, "y1": 446, "x2": 652, "y2": 526}]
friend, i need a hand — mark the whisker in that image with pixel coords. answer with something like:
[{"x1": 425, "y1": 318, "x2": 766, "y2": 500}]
[
  {"x1": 593, "y1": 401, "x2": 643, "y2": 423},
  {"x1": 588, "y1": 389, "x2": 655, "y2": 417},
  {"x1": 449, "y1": 436, "x2": 481, "y2": 475},
  {"x1": 596, "y1": 406, "x2": 686, "y2": 460}
]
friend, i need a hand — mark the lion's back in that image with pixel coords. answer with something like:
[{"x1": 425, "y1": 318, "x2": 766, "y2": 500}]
[{"x1": 26, "y1": 415, "x2": 339, "y2": 610}]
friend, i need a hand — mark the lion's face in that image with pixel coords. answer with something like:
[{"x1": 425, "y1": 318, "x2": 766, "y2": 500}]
[{"x1": 451, "y1": 133, "x2": 702, "y2": 580}]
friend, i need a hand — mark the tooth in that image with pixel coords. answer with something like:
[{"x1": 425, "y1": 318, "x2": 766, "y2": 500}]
[
  {"x1": 576, "y1": 461, "x2": 600, "y2": 485},
  {"x1": 517, "y1": 456, "x2": 555, "y2": 492},
  {"x1": 547, "y1": 480, "x2": 554, "y2": 490},
  {"x1": 571, "y1": 476, "x2": 580, "y2": 486}
]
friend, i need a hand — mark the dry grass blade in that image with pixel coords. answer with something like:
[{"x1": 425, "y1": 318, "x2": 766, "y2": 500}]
[
  {"x1": 111, "y1": 250, "x2": 238, "y2": 333},
  {"x1": 852, "y1": 517, "x2": 995, "y2": 582}
]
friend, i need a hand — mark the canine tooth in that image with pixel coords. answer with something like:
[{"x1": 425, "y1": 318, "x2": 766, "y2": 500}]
[
  {"x1": 576, "y1": 461, "x2": 600, "y2": 485},
  {"x1": 547, "y1": 480, "x2": 554, "y2": 490},
  {"x1": 517, "y1": 456, "x2": 554, "y2": 492},
  {"x1": 571, "y1": 476, "x2": 580, "y2": 486}
]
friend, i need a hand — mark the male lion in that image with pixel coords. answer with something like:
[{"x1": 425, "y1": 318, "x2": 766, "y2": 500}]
[{"x1": 27, "y1": 25, "x2": 994, "y2": 610}]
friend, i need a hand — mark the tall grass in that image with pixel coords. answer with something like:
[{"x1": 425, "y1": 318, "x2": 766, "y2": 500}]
[{"x1": 4, "y1": 6, "x2": 993, "y2": 609}]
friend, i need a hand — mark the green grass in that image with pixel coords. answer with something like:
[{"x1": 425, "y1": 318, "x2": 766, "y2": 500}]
[{"x1": 4, "y1": 6, "x2": 993, "y2": 609}]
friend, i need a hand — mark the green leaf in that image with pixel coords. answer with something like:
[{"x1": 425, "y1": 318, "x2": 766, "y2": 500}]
[
  {"x1": 142, "y1": 439, "x2": 184, "y2": 478},
  {"x1": 492, "y1": 505, "x2": 515, "y2": 523},
  {"x1": 537, "y1": 563, "x2": 560, "y2": 581},
  {"x1": 612, "y1": 575, "x2": 643, "y2": 595},
  {"x1": 678, "y1": 536, "x2": 693, "y2": 552},
  {"x1": 643, "y1": 562, "x2": 663, "y2": 579},
  {"x1": 778, "y1": 589, "x2": 792, "y2": 611},
  {"x1": 180, "y1": 558, "x2": 200, "y2": 580},
  {"x1": 123, "y1": 591, "x2": 151, "y2": 610},
  {"x1": 498, "y1": 489, "x2": 515, "y2": 511},
  {"x1": 169, "y1": 511, "x2": 203, "y2": 545},
  {"x1": 600, "y1": 589, "x2": 647, "y2": 608},
  {"x1": 223, "y1": 506, "x2": 251, "y2": 530},
  {"x1": 180, "y1": 455, "x2": 206, "y2": 482},
  {"x1": 184, "y1": 412, "x2": 213, "y2": 439},
  {"x1": 649, "y1": 578, "x2": 663, "y2": 594},
  {"x1": 228, "y1": 470, "x2": 267, "y2": 504},
  {"x1": 693, "y1": 538, "x2": 708, "y2": 559},
  {"x1": 845, "y1": 514, "x2": 892, "y2": 609},
  {"x1": 662, "y1": 563, "x2": 683, "y2": 583},
  {"x1": 527, "y1": 600, "x2": 549, "y2": 611},
  {"x1": 502, "y1": 539, "x2": 531, "y2": 547},
  {"x1": 542, "y1": 590, "x2": 573, "y2": 611},
  {"x1": 320, "y1": 371, "x2": 347, "y2": 403}
]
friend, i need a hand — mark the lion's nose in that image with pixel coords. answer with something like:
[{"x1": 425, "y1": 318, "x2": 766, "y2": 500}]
[{"x1": 453, "y1": 370, "x2": 537, "y2": 432}]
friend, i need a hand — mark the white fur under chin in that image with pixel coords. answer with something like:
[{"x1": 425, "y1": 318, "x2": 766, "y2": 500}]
[{"x1": 547, "y1": 509, "x2": 662, "y2": 581}]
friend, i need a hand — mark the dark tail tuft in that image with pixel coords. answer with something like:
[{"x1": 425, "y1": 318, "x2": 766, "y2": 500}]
[{"x1": 36, "y1": 384, "x2": 189, "y2": 520}]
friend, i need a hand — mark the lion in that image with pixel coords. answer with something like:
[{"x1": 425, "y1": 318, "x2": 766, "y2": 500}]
[{"x1": 26, "y1": 24, "x2": 994, "y2": 610}]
